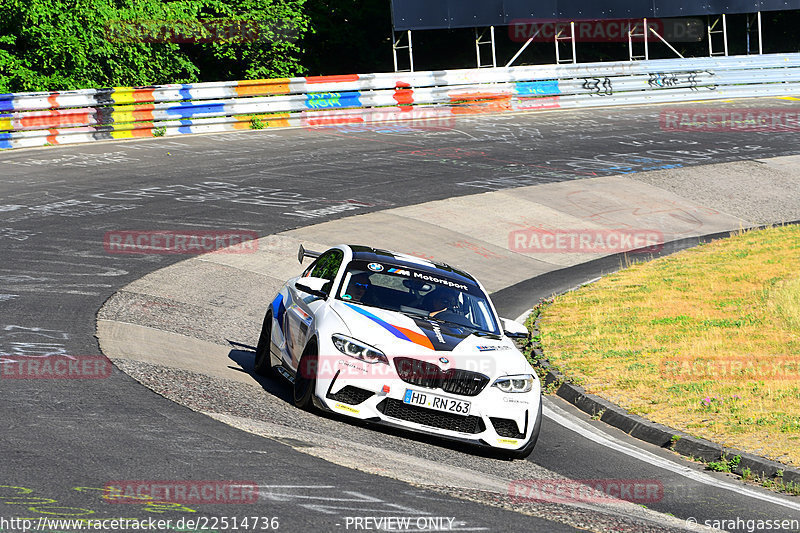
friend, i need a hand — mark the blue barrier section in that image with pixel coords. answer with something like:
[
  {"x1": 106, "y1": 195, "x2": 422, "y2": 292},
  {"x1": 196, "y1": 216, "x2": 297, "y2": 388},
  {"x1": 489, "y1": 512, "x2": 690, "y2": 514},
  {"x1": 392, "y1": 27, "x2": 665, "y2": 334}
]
[
  {"x1": 516, "y1": 81, "x2": 561, "y2": 96},
  {"x1": 0, "y1": 132, "x2": 13, "y2": 150},
  {"x1": 0, "y1": 95, "x2": 14, "y2": 112},
  {"x1": 178, "y1": 121, "x2": 194, "y2": 134},
  {"x1": 168, "y1": 102, "x2": 227, "y2": 119},
  {"x1": 305, "y1": 91, "x2": 362, "y2": 110},
  {"x1": 179, "y1": 86, "x2": 194, "y2": 101}
]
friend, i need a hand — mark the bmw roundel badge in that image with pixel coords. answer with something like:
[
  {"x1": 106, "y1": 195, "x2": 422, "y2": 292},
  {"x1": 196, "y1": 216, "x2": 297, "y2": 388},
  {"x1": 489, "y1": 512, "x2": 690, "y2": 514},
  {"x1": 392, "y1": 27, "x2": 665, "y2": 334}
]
[
  {"x1": 439, "y1": 357, "x2": 449, "y2": 364},
  {"x1": 367, "y1": 263, "x2": 384, "y2": 272}
]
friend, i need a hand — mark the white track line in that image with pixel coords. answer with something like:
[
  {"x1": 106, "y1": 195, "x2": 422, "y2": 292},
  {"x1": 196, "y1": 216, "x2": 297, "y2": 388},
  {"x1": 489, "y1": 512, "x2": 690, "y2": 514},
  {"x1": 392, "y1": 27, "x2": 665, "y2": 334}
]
[{"x1": 544, "y1": 399, "x2": 800, "y2": 513}]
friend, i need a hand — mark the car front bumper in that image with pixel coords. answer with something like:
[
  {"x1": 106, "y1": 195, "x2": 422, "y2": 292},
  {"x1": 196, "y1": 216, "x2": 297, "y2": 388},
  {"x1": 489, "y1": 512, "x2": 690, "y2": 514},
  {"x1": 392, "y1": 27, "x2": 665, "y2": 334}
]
[{"x1": 314, "y1": 358, "x2": 542, "y2": 452}]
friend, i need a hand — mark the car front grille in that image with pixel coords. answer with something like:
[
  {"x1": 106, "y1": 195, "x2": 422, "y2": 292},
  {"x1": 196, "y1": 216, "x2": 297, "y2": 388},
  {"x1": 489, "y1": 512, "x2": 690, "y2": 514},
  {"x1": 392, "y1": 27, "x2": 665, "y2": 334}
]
[
  {"x1": 376, "y1": 398, "x2": 485, "y2": 434},
  {"x1": 441, "y1": 368, "x2": 490, "y2": 396},
  {"x1": 326, "y1": 385, "x2": 375, "y2": 405},
  {"x1": 394, "y1": 357, "x2": 441, "y2": 389},
  {"x1": 393, "y1": 357, "x2": 489, "y2": 397},
  {"x1": 490, "y1": 417, "x2": 525, "y2": 439}
]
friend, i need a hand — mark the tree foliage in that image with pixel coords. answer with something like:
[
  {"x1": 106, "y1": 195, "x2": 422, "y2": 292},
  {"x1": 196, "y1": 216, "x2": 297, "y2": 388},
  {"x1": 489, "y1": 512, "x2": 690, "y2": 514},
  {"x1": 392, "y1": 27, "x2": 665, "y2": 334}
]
[{"x1": 0, "y1": 0, "x2": 309, "y2": 92}]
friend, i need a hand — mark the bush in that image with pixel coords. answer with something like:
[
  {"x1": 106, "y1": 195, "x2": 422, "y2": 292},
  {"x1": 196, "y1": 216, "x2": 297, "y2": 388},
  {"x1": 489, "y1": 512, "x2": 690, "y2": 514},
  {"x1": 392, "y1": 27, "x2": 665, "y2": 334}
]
[{"x1": 0, "y1": 0, "x2": 309, "y2": 92}]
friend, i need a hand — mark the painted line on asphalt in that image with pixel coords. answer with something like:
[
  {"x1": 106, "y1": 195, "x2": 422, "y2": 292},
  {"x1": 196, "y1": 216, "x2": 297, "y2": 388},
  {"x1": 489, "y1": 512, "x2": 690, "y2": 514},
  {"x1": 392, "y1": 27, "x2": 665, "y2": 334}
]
[{"x1": 543, "y1": 400, "x2": 800, "y2": 513}]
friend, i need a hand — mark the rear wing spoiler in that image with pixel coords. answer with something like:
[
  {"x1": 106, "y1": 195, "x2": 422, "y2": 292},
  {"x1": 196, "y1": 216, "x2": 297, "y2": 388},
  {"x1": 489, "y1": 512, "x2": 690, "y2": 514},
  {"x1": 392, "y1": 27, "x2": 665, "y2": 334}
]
[{"x1": 298, "y1": 244, "x2": 321, "y2": 264}]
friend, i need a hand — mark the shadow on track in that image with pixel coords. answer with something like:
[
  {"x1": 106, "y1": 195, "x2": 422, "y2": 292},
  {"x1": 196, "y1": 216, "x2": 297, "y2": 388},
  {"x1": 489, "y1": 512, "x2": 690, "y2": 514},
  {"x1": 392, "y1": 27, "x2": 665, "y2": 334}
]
[{"x1": 225, "y1": 345, "x2": 530, "y2": 461}]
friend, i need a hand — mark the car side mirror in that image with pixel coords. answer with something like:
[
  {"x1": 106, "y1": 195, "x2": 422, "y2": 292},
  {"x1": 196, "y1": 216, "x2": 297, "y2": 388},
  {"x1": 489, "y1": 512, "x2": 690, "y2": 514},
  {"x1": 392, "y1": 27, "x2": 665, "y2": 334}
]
[
  {"x1": 295, "y1": 276, "x2": 329, "y2": 298},
  {"x1": 500, "y1": 317, "x2": 529, "y2": 340}
]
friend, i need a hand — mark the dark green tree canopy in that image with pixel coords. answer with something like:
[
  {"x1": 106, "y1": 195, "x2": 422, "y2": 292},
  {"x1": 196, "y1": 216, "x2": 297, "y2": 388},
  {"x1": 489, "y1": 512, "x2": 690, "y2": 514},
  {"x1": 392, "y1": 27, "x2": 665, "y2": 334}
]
[{"x1": 0, "y1": 0, "x2": 309, "y2": 92}]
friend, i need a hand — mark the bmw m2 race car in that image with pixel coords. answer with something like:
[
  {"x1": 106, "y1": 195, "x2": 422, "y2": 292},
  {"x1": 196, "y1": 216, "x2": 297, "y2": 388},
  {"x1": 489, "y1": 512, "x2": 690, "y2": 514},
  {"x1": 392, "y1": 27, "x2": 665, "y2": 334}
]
[{"x1": 253, "y1": 244, "x2": 542, "y2": 459}]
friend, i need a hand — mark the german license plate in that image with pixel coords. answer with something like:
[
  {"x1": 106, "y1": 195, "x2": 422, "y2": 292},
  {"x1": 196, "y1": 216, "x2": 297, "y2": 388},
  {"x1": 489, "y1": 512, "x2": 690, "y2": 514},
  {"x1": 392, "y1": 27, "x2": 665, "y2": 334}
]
[{"x1": 403, "y1": 389, "x2": 471, "y2": 416}]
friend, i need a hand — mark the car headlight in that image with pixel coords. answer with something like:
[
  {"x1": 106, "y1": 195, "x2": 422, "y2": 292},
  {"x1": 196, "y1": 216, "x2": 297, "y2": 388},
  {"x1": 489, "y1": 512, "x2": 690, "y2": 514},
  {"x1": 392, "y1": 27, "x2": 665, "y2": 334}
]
[
  {"x1": 493, "y1": 374, "x2": 535, "y2": 393},
  {"x1": 332, "y1": 334, "x2": 388, "y2": 365}
]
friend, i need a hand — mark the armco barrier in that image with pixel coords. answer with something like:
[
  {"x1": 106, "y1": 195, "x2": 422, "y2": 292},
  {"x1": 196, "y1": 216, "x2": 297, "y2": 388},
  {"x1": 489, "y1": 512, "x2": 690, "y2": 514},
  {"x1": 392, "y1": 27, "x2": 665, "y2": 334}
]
[{"x1": 2, "y1": 53, "x2": 800, "y2": 150}]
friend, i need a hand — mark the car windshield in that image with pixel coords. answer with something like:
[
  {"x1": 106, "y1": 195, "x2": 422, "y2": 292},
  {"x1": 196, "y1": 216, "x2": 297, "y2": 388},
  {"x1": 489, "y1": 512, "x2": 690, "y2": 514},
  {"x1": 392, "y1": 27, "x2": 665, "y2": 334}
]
[{"x1": 336, "y1": 261, "x2": 500, "y2": 335}]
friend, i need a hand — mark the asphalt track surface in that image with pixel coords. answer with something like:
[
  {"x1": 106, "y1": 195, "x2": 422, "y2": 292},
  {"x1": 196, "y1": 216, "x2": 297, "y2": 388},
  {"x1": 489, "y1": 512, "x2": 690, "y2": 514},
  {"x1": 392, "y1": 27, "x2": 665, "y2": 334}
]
[{"x1": 1, "y1": 101, "x2": 800, "y2": 532}]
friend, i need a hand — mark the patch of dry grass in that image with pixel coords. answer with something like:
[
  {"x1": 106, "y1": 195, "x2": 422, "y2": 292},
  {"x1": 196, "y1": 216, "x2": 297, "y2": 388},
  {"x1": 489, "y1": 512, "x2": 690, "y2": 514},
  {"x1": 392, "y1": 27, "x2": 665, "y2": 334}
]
[
  {"x1": 533, "y1": 225, "x2": 800, "y2": 466},
  {"x1": 772, "y1": 276, "x2": 800, "y2": 332}
]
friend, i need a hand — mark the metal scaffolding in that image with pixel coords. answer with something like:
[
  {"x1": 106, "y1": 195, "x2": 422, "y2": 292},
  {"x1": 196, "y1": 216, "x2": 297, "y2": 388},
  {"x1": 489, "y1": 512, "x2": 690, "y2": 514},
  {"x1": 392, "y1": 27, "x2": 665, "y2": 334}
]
[
  {"x1": 628, "y1": 19, "x2": 650, "y2": 61},
  {"x1": 708, "y1": 14, "x2": 729, "y2": 56},
  {"x1": 628, "y1": 18, "x2": 685, "y2": 61},
  {"x1": 747, "y1": 12, "x2": 764, "y2": 55},
  {"x1": 392, "y1": 12, "x2": 768, "y2": 71},
  {"x1": 475, "y1": 27, "x2": 497, "y2": 68},
  {"x1": 555, "y1": 22, "x2": 577, "y2": 64},
  {"x1": 392, "y1": 30, "x2": 414, "y2": 72}
]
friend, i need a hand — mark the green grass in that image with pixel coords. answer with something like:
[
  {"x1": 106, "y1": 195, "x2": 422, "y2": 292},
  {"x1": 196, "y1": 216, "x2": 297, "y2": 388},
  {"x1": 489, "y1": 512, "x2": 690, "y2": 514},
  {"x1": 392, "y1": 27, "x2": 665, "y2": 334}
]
[{"x1": 529, "y1": 225, "x2": 800, "y2": 467}]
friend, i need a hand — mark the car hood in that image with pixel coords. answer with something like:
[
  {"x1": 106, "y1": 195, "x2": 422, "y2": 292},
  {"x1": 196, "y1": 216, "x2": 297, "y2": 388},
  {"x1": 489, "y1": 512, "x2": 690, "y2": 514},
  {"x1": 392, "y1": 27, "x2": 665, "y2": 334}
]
[{"x1": 330, "y1": 300, "x2": 531, "y2": 375}]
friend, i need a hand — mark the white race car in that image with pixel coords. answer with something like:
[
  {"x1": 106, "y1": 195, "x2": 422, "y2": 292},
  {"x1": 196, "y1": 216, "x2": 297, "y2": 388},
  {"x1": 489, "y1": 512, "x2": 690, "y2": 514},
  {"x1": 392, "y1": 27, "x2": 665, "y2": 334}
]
[{"x1": 254, "y1": 244, "x2": 542, "y2": 459}]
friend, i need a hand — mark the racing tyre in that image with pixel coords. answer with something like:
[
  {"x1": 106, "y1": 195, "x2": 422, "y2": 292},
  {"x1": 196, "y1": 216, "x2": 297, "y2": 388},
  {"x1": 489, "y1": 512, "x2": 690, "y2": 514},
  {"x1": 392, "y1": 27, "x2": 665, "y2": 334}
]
[
  {"x1": 253, "y1": 311, "x2": 274, "y2": 377},
  {"x1": 293, "y1": 343, "x2": 318, "y2": 410}
]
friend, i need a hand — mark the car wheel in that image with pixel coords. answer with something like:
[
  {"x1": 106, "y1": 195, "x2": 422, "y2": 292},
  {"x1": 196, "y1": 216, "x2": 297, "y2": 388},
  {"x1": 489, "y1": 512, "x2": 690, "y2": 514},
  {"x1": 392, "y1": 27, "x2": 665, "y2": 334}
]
[
  {"x1": 293, "y1": 343, "x2": 318, "y2": 410},
  {"x1": 504, "y1": 400, "x2": 543, "y2": 460},
  {"x1": 253, "y1": 311, "x2": 274, "y2": 377}
]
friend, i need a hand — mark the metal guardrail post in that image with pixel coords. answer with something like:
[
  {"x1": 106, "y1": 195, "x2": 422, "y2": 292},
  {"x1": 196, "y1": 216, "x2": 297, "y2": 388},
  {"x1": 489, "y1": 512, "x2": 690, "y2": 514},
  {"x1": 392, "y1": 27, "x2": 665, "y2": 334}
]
[
  {"x1": 628, "y1": 22, "x2": 635, "y2": 61},
  {"x1": 475, "y1": 26, "x2": 497, "y2": 68},
  {"x1": 628, "y1": 19, "x2": 649, "y2": 61},
  {"x1": 392, "y1": 30, "x2": 414, "y2": 72},
  {"x1": 492, "y1": 26, "x2": 497, "y2": 68},
  {"x1": 747, "y1": 12, "x2": 763, "y2": 55},
  {"x1": 555, "y1": 22, "x2": 576, "y2": 65},
  {"x1": 571, "y1": 22, "x2": 577, "y2": 65},
  {"x1": 723, "y1": 14, "x2": 729, "y2": 56},
  {"x1": 708, "y1": 15, "x2": 729, "y2": 57},
  {"x1": 408, "y1": 30, "x2": 415, "y2": 72},
  {"x1": 758, "y1": 12, "x2": 763, "y2": 55}
]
